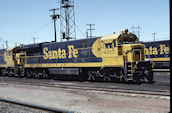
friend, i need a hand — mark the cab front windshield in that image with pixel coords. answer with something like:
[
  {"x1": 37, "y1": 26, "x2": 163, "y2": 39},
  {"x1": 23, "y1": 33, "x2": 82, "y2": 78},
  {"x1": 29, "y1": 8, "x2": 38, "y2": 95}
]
[{"x1": 118, "y1": 34, "x2": 137, "y2": 45}]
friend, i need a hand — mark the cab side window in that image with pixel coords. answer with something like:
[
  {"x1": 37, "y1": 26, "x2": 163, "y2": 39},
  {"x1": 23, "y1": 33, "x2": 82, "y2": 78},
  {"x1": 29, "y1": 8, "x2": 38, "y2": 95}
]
[
  {"x1": 105, "y1": 44, "x2": 108, "y2": 48},
  {"x1": 105, "y1": 43, "x2": 112, "y2": 48},
  {"x1": 6, "y1": 51, "x2": 12, "y2": 56},
  {"x1": 118, "y1": 40, "x2": 121, "y2": 45},
  {"x1": 114, "y1": 41, "x2": 116, "y2": 47}
]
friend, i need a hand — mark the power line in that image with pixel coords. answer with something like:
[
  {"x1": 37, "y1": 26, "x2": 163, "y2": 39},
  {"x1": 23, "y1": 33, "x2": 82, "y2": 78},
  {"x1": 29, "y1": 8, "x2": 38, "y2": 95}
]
[
  {"x1": 24, "y1": 21, "x2": 53, "y2": 39},
  {"x1": 156, "y1": 36, "x2": 170, "y2": 41},
  {"x1": 75, "y1": 24, "x2": 86, "y2": 37}
]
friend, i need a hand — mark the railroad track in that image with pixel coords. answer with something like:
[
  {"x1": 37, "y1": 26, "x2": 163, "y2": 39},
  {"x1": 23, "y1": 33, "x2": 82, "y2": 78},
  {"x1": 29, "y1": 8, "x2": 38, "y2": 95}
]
[
  {"x1": 152, "y1": 69, "x2": 170, "y2": 72},
  {"x1": 0, "y1": 97, "x2": 73, "y2": 113},
  {"x1": 0, "y1": 78, "x2": 169, "y2": 97}
]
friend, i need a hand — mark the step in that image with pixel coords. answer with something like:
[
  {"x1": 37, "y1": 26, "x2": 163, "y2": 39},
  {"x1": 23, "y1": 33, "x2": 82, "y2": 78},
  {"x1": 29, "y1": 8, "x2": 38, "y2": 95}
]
[
  {"x1": 127, "y1": 74, "x2": 133, "y2": 76},
  {"x1": 127, "y1": 70, "x2": 132, "y2": 72},
  {"x1": 127, "y1": 77, "x2": 133, "y2": 81},
  {"x1": 127, "y1": 78, "x2": 133, "y2": 81}
]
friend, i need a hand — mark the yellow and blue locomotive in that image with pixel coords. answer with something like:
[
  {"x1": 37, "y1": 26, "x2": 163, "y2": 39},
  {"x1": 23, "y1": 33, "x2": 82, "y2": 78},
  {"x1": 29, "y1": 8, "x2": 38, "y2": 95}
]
[
  {"x1": 0, "y1": 29, "x2": 153, "y2": 83},
  {"x1": 142, "y1": 40, "x2": 169, "y2": 69}
]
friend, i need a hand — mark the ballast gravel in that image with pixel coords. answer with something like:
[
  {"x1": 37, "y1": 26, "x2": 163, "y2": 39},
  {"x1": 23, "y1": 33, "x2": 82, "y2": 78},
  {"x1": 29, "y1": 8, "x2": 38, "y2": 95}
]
[
  {"x1": 0, "y1": 82, "x2": 170, "y2": 113},
  {"x1": 0, "y1": 101, "x2": 51, "y2": 113}
]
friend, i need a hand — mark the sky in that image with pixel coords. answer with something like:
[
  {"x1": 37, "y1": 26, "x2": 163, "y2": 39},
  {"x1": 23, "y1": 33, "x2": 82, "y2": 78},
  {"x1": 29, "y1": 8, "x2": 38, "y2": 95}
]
[{"x1": 0, "y1": 0, "x2": 169, "y2": 48}]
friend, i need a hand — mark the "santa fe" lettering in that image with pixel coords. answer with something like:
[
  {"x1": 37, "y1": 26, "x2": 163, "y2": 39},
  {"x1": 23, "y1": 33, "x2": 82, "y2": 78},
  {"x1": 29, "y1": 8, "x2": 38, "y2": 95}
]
[{"x1": 43, "y1": 45, "x2": 78, "y2": 60}]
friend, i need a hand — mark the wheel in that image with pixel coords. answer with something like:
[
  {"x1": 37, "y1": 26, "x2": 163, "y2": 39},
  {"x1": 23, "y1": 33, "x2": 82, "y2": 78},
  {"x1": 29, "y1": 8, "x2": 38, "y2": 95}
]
[
  {"x1": 144, "y1": 70, "x2": 153, "y2": 83},
  {"x1": 88, "y1": 72, "x2": 95, "y2": 81},
  {"x1": 98, "y1": 70, "x2": 105, "y2": 77},
  {"x1": 42, "y1": 70, "x2": 49, "y2": 79},
  {"x1": 26, "y1": 70, "x2": 32, "y2": 78},
  {"x1": 133, "y1": 72, "x2": 141, "y2": 84},
  {"x1": 119, "y1": 71, "x2": 125, "y2": 82},
  {"x1": 0, "y1": 70, "x2": 1, "y2": 77},
  {"x1": 103, "y1": 75, "x2": 111, "y2": 83},
  {"x1": 20, "y1": 69, "x2": 25, "y2": 77},
  {"x1": 8, "y1": 70, "x2": 12, "y2": 77},
  {"x1": 2, "y1": 69, "x2": 7, "y2": 76}
]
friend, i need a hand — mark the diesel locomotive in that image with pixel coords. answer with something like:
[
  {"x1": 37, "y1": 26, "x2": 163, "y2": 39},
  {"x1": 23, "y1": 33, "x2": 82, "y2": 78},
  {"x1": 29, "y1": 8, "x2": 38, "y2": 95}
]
[
  {"x1": 142, "y1": 40, "x2": 169, "y2": 69},
  {"x1": 0, "y1": 29, "x2": 153, "y2": 83}
]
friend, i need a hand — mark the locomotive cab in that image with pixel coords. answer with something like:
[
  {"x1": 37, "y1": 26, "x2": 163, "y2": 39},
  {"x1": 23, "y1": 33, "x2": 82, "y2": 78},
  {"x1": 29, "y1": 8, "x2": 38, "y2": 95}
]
[
  {"x1": 99, "y1": 29, "x2": 153, "y2": 82},
  {"x1": 117, "y1": 30, "x2": 144, "y2": 62},
  {"x1": 116, "y1": 30, "x2": 153, "y2": 82}
]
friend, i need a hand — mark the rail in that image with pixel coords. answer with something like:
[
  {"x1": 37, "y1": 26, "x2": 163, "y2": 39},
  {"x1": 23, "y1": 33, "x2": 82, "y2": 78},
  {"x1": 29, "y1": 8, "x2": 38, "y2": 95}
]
[
  {"x1": 0, "y1": 97, "x2": 73, "y2": 113},
  {"x1": 152, "y1": 69, "x2": 170, "y2": 72},
  {"x1": 0, "y1": 79, "x2": 169, "y2": 97}
]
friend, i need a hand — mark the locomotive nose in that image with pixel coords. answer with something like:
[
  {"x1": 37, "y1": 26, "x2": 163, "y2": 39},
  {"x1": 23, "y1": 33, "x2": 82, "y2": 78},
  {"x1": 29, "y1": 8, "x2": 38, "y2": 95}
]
[{"x1": 132, "y1": 45, "x2": 145, "y2": 61}]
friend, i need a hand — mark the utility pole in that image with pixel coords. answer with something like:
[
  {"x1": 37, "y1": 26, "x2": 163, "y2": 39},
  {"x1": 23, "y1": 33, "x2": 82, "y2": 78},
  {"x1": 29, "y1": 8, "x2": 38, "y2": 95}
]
[
  {"x1": 86, "y1": 31, "x2": 89, "y2": 39},
  {"x1": 50, "y1": 8, "x2": 60, "y2": 42},
  {"x1": 86, "y1": 24, "x2": 95, "y2": 38},
  {"x1": 137, "y1": 25, "x2": 141, "y2": 41},
  {"x1": 153, "y1": 33, "x2": 157, "y2": 42},
  {"x1": 5, "y1": 41, "x2": 8, "y2": 49},
  {"x1": 130, "y1": 25, "x2": 141, "y2": 41},
  {"x1": 32, "y1": 37, "x2": 37, "y2": 44},
  {"x1": 131, "y1": 26, "x2": 136, "y2": 33}
]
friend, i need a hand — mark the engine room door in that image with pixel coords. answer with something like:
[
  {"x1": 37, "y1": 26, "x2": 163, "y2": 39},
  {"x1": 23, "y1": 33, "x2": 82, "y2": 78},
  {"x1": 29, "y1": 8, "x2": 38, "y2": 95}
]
[
  {"x1": 21, "y1": 54, "x2": 26, "y2": 64},
  {"x1": 16, "y1": 53, "x2": 26, "y2": 66}
]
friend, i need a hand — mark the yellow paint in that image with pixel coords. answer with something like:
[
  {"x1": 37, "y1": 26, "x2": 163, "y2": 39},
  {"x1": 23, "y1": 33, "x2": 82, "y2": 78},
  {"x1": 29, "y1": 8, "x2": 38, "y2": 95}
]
[
  {"x1": 91, "y1": 38, "x2": 102, "y2": 57},
  {"x1": 16, "y1": 53, "x2": 26, "y2": 65},
  {"x1": 24, "y1": 62, "x2": 124, "y2": 68},
  {"x1": 150, "y1": 58, "x2": 170, "y2": 62},
  {"x1": 3, "y1": 50, "x2": 15, "y2": 68}
]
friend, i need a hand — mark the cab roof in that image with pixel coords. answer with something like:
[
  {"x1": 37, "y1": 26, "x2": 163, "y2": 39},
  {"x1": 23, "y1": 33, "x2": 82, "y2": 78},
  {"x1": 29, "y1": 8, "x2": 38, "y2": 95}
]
[{"x1": 101, "y1": 31, "x2": 137, "y2": 43}]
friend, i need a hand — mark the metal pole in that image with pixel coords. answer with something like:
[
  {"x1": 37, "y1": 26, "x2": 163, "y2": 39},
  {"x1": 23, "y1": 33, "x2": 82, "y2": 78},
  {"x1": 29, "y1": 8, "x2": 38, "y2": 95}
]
[
  {"x1": 6, "y1": 41, "x2": 8, "y2": 49},
  {"x1": 32, "y1": 38, "x2": 36, "y2": 44},
  {"x1": 50, "y1": 8, "x2": 60, "y2": 42},
  {"x1": 153, "y1": 33, "x2": 156, "y2": 42},
  {"x1": 137, "y1": 25, "x2": 141, "y2": 41},
  {"x1": 53, "y1": 10, "x2": 57, "y2": 42},
  {"x1": 86, "y1": 31, "x2": 88, "y2": 39}
]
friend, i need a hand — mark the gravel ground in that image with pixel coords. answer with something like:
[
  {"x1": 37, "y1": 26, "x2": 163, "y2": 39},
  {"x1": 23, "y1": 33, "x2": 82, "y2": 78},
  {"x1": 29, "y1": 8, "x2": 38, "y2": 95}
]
[
  {"x1": 0, "y1": 82, "x2": 170, "y2": 113},
  {"x1": 0, "y1": 101, "x2": 52, "y2": 113}
]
